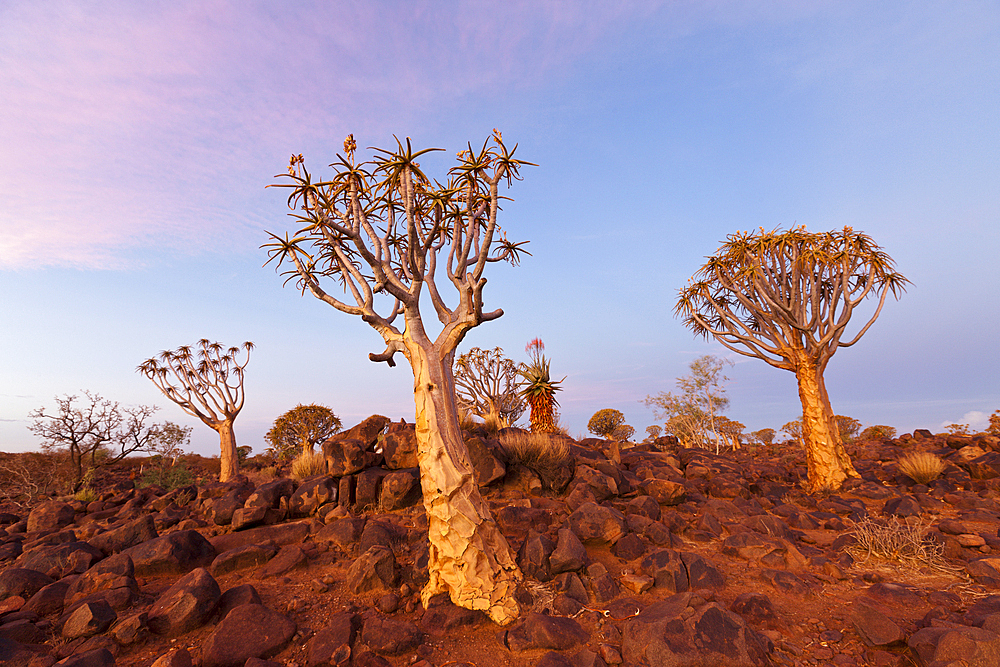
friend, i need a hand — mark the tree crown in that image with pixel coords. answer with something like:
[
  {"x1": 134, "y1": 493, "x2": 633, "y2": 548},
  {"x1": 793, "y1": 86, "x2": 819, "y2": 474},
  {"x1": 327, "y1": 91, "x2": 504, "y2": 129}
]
[
  {"x1": 676, "y1": 226, "x2": 909, "y2": 370},
  {"x1": 137, "y1": 339, "x2": 253, "y2": 426},
  {"x1": 263, "y1": 132, "x2": 533, "y2": 364}
]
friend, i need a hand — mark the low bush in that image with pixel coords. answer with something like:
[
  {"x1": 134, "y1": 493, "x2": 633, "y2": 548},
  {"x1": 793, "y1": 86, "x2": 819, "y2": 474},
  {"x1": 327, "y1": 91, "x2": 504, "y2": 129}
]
[
  {"x1": 859, "y1": 425, "x2": 897, "y2": 441},
  {"x1": 898, "y1": 451, "x2": 945, "y2": 484},
  {"x1": 140, "y1": 462, "x2": 195, "y2": 490},
  {"x1": 291, "y1": 448, "x2": 327, "y2": 480},
  {"x1": 848, "y1": 516, "x2": 953, "y2": 574}
]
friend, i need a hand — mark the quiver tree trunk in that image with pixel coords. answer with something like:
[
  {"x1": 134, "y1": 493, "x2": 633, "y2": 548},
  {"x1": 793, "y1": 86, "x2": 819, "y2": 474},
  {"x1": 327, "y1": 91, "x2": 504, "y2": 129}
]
[
  {"x1": 795, "y1": 363, "x2": 859, "y2": 492},
  {"x1": 408, "y1": 338, "x2": 522, "y2": 625},
  {"x1": 528, "y1": 393, "x2": 556, "y2": 433},
  {"x1": 216, "y1": 421, "x2": 239, "y2": 483}
]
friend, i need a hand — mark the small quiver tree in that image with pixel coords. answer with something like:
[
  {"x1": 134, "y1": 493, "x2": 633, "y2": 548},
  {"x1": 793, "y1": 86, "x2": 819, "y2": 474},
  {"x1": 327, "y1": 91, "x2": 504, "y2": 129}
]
[
  {"x1": 265, "y1": 404, "x2": 342, "y2": 460},
  {"x1": 453, "y1": 347, "x2": 525, "y2": 428},
  {"x1": 588, "y1": 408, "x2": 631, "y2": 463},
  {"x1": 677, "y1": 226, "x2": 909, "y2": 492},
  {"x1": 263, "y1": 132, "x2": 532, "y2": 624},
  {"x1": 137, "y1": 339, "x2": 253, "y2": 483},
  {"x1": 519, "y1": 338, "x2": 563, "y2": 433}
]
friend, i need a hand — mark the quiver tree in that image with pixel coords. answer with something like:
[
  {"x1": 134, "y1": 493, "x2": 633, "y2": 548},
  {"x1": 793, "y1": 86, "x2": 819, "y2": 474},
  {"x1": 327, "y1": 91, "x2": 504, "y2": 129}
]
[
  {"x1": 263, "y1": 132, "x2": 532, "y2": 624},
  {"x1": 453, "y1": 347, "x2": 525, "y2": 428},
  {"x1": 676, "y1": 226, "x2": 909, "y2": 492},
  {"x1": 519, "y1": 338, "x2": 562, "y2": 433},
  {"x1": 265, "y1": 404, "x2": 342, "y2": 460},
  {"x1": 137, "y1": 339, "x2": 253, "y2": 483}
]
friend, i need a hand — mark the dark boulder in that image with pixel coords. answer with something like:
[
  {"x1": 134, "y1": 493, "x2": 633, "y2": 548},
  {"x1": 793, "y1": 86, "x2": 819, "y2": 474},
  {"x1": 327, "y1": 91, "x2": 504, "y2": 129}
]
[
  {"x1": 122, "y1": 530, "x2": 216, "y2": 577},
  {"x1": 147, "y1": 567, "x2": 221, "y2": 637},
  {"x1": 200, "y1": 604, "x2": 296, "y2": 667}
]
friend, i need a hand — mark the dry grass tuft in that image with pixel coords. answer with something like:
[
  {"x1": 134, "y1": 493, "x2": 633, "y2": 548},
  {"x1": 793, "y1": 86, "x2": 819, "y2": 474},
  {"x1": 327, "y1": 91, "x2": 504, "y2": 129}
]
[
  {"x1": 73, "y1": 487, "x2": 97, "y2": 503},
  {"x1": 291, "y1": 449, "x2": 327, "y2": 480},
  {"x1": 498, "y1": 431, "x2": 571, "y2": 487},
  {"x1": 848, "y1": 516, "x2": 958, "y2": 575},
  {"x1": 898, "y1": 451, "x2": 945, "y2": 484}
]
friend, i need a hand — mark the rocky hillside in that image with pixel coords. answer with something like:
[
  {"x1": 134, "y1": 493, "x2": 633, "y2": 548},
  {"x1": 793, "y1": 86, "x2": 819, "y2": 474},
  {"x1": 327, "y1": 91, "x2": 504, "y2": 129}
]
[{"x1": 2, "y1": 418, "x2": 1000, "y2": 667}]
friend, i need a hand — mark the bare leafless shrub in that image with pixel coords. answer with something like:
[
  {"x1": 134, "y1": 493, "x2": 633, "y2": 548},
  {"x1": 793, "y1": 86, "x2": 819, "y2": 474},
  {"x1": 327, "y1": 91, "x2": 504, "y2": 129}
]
[
  {"x1": 498, "y1": 432, "x2": 571, "y2": 487},
  {"x1": 898, "y1": 451, "x2": 945, "y2": 484},
  {"x1": 848, "y1": 516, "x2": 956, "y2": 574},
  {"x1": 291, "y1": 448, "x2": 326, "y2": 480}
]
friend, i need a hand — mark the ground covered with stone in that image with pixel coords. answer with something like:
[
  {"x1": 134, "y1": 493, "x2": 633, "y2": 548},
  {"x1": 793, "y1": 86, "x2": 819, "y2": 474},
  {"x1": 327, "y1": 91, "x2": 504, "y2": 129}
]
[{"x1": 3, "y1": 418, "x2": 1000, "y2": 667}]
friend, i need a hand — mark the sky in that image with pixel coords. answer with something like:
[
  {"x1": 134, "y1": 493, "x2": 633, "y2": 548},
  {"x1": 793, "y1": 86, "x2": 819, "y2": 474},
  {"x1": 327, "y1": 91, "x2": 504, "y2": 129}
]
[{"x1": 1, "y1": 1, "x2": 998, "y2": 457}]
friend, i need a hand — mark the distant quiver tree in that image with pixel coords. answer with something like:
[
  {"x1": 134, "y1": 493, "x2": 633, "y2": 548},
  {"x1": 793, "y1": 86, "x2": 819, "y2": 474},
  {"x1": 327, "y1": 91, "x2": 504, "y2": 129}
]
[
  {"x1": 453, "y1": 347, "x2": 525, "y2": 428},
  {"x1": 137, "y1": 339, "x2": 253, "y2": 483},
  {"x1": 265, "y1": 404, "x2": 342, "y2": 460},
  {"x1": 676, "y1": 226, "x2": 909, "y2": 492},
  {"x1": 262, "y1": 132, "x2": 533, "y2": 625}
]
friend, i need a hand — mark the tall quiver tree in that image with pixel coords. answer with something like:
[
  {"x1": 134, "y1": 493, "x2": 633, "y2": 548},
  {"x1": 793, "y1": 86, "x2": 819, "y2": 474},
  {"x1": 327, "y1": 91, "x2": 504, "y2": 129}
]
[
  {"x1": 676, "y1": 226, "x2": 908, "y2": 492},
  {"x1": 263, "y1": 132, "x2": 532, "y2": 625},
  {"x1": 137, "y1": 339, "x2": 253, "y2": 482}
]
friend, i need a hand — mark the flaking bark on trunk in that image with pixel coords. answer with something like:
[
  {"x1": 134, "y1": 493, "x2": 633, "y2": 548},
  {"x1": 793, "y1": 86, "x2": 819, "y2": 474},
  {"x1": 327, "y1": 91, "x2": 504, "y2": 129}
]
[
  {"x1": 406, "y1": 334, "x2": 521, "y2": 625},
  {"x1": 795, "y1": 362, "x2": 859, "y2": 492},
  {"x1": 217, "y1": 421, "x2": 239, "y2": 483}
]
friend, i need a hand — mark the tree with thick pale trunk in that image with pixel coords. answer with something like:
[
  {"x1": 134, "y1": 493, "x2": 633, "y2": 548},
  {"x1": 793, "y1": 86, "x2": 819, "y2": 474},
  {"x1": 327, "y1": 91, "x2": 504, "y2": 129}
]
[
  {"x1": 263, "y1": 132, "x2": 532, "y2": 625},
  {"x1": 137, "y1": 339, "x2": 253, "y2": 482},
  {"x1": 676, "y1": 226, "x2": 908, "y2": 492}
]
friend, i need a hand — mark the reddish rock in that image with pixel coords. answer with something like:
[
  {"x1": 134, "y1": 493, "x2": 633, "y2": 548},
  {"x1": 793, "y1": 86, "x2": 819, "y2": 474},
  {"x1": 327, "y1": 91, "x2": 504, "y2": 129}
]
[
  {"x1": 851, "y1": 598, "x2": 904, "y2": 647},
  {"x1": 244, "y1": 478, "x2": 296, "y2": 510},
  {"x1": 88, "y1": 515, "x2": 158, "y2": 555},
  {"x1": 315, "y1": 517, "x2": 366, "y2": 551},
  {"x1": 549, "y1": 528, "x2": 589, "y2": 575},
  {"x1": 259, "y1": 544, "x2": 308, "y2": 578},
  {"x1": 464, "y1": 436, "x2": 506, "y2": 487},
  {"x1": 622, "y1": 597, "x2": 772, "y2": 667},
  {"x1": 17, "y1": 541, "x2": 104, "y2": 579},
  {"x1": 379, "y1": 469, "x2": 421, "y2": 511},
  {"x1": 27, "y1": 502, "x2": 76, "y2": 533},
  {"x1": 289, "y1": 476, "x2": 338, "y2": 517},
  {"x1": 517, "y1": 530, "x2": 555, "y2": 581},
  {"x1": 347, "y1": 546, "x2": 398, "y2": 595},
  {"x1": 208, "y1": 520, "x2": 310, "y2": 554},
  {"x1": 200, "y1": 604, "x2": 296, "y2": 667},
  {"x1": 53, "y1": 648, "x2": 115, "y2": 667},
  {"x1": 361, "y1": 614, "x2": 423, "y2": 655},
  {"x1": 639, "y1": 478, "x2": 686, "y2": 506},
  {"x1": 306, "y1": 611, "x2": 358, "y2": 666},
  {"x1": 150, "y1": 649, "x2": 193, "y2": 667},
  {"x1": 380, "y1": 421, "x2": 418, "y2": 470},
  {"x1": 568, "y1": 502, "x2": 627, "y2": 545},
  {"x1": 0, "y1": 568, "x2": 54, "y2": 602},
  {"x1": 147, "y1": 567, "x2": 221, "y2": 637},
  {"x1": 61, "y1": 600, "x2": 117, "y2": 639},
  {"x1": 505, "y1": 612, "x2": 588, "y2": 652},
  {"x1": 210, "y1": 544, "x2": 277, "y2": 576},
  {"x1": 122, "y1": 530, "x2": 216, "y2": 577},
  {"x1": 214, "y1": 583, "x2": 262, "y2": 622}
]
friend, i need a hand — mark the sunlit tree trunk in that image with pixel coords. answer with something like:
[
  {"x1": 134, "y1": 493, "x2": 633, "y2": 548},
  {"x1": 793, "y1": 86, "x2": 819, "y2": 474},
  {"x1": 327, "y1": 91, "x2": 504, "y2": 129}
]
[
  {"x1": 217, "y1": 421, "x2": 239, "y2": 483},
  {"x1": 794, "y1": 361, "x2": 859, "y2": 492},
  {"x1": 404, "y1": 329, "x2": 521, "y2": 625}
]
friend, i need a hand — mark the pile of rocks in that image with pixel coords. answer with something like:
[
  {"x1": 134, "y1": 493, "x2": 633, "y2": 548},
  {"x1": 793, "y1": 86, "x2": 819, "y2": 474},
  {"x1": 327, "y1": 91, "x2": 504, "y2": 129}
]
[{"x1": 2, "y1": 420, "x2": 1000, "y2": 666}]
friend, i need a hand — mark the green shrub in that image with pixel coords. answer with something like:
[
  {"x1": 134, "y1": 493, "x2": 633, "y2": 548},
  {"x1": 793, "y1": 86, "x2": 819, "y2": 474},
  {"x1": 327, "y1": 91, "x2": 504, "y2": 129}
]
[
  {"x1": 140, "y1": 463, "x2": 195, "y2": 490},
  {"x1": 898, "y1": 451, "x2": 945, "y2": 484},
  {"x1": 74, "y1": 487, "x2": 97, "y2": 503},
  {"x1": 859, "y1": 425, "x2": 897, "y2": 441}
]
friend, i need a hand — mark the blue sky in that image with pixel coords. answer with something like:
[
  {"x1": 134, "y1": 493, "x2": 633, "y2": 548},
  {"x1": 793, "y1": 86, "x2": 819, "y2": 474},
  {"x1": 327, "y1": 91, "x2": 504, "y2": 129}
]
[{"x1": 2, "y1": 1, "x2": 998, "y2": 456}]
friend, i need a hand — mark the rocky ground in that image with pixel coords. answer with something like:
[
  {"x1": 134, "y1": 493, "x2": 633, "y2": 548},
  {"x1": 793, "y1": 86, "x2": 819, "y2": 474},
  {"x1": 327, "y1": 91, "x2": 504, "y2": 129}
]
[{"x1": 3, "y1": 416, "x2": 1000, "y2": 667}]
